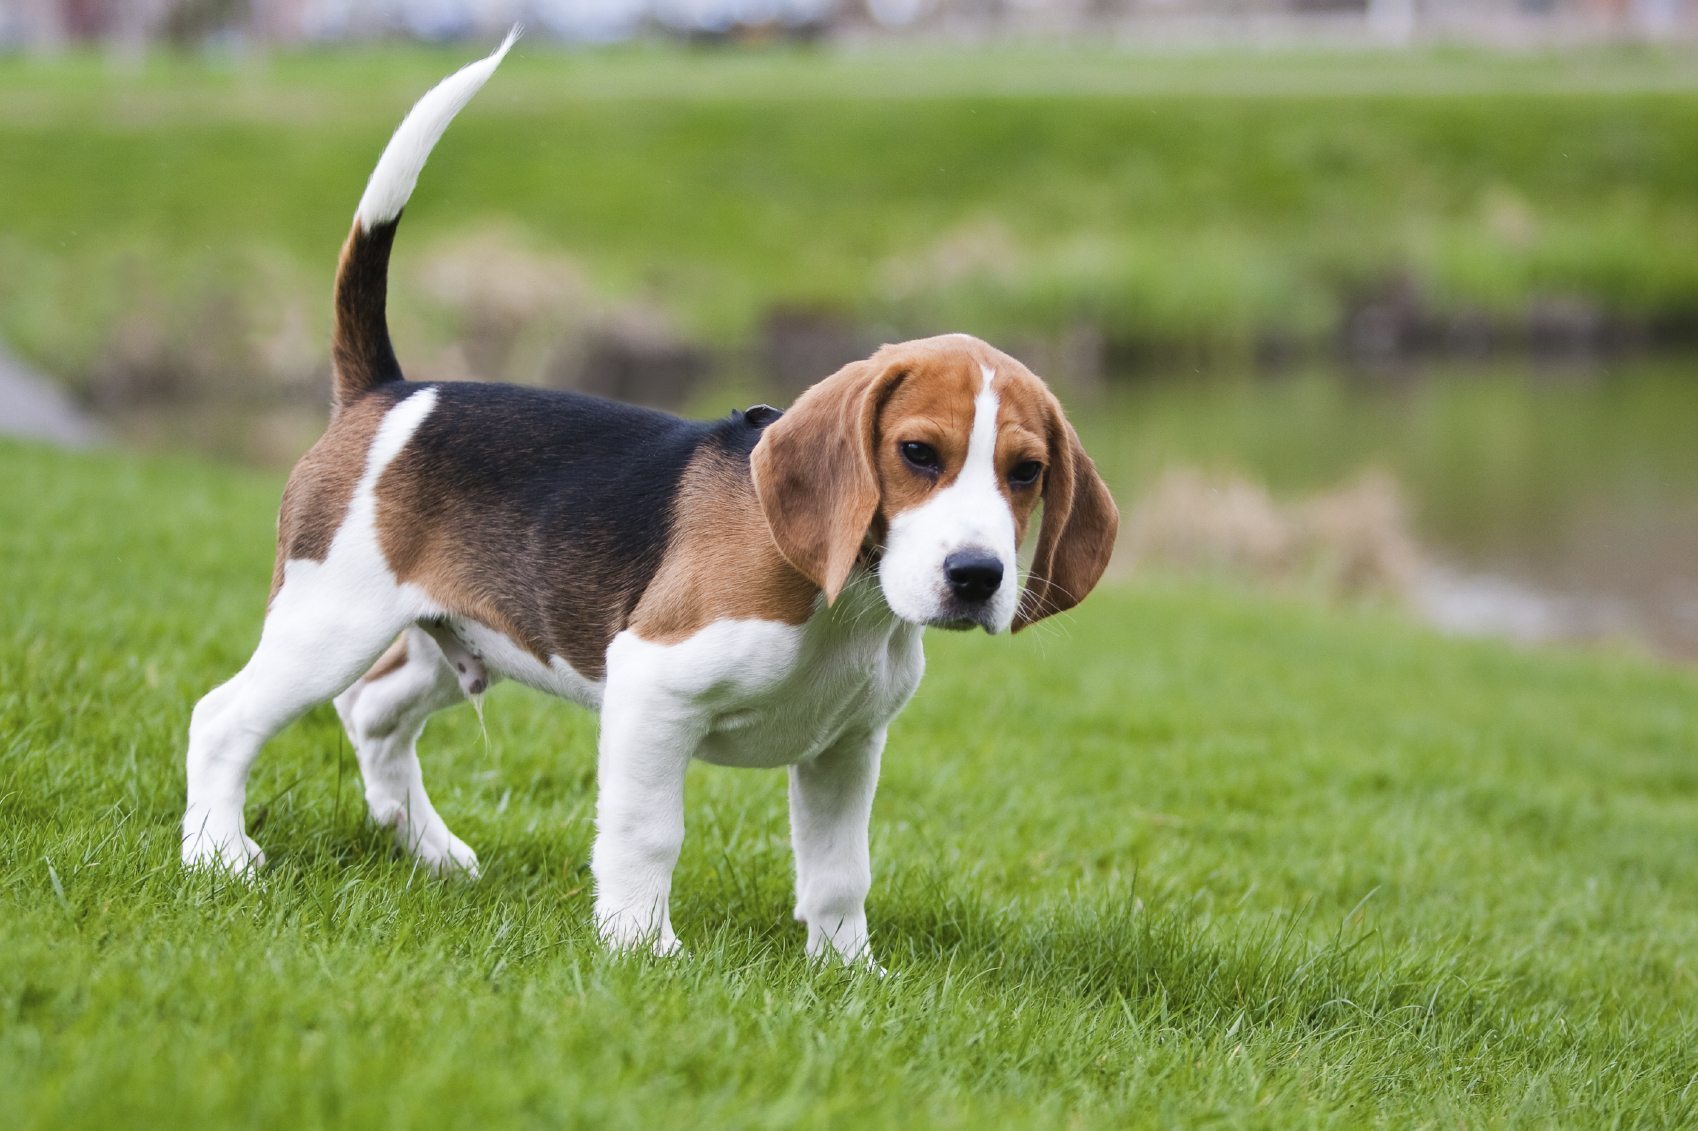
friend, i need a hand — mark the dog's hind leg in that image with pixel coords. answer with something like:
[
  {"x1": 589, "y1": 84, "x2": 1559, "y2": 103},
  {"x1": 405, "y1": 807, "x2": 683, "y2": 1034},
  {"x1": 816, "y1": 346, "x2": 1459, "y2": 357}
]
[
  {"x1": 182, "y1": 389, "x2": 444, "y2": 877},
  {"x1": 182, "y1": 575, "x2": 416, "y2": 876},
  {"x1": 335, "y1": 627, "x2": 481, "y2": 877}
]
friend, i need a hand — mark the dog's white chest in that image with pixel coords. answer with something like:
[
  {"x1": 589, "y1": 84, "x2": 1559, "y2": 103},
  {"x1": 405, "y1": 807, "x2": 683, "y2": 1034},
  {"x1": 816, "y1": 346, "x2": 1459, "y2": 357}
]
[
  {"x1": 602, "y1": 587, "x2": 926, "y2": 770},
  {"x1": 693, "y1": 622, "x2": 924, "y2": 769}
]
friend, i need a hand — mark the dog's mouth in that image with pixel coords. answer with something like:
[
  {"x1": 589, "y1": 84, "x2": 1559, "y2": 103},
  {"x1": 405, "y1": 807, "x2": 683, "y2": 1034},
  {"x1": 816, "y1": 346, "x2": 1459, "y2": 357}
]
[{"x1": 924, "y1": 605, "x2": 1003, "y2": 634}]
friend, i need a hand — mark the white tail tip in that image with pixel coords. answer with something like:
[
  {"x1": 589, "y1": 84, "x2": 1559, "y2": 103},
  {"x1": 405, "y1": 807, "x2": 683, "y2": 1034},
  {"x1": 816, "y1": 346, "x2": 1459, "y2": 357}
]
[{"x1": 354, "y1": 26, "x2": 521, "y2": 229}]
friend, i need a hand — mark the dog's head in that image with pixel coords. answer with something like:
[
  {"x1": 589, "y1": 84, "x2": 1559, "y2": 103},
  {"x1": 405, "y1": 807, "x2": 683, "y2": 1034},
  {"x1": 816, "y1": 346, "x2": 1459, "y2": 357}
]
[{"x1": 750, "y1": 334, "x2": 1118, "y2": 633}]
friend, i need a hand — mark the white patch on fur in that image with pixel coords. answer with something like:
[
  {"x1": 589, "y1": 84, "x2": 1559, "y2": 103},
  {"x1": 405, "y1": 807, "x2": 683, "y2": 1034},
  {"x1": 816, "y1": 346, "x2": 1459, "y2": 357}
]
[
  {"x1": 354, "y1": 27, "x2": 519, "y2": 228},
  {"x1": 593, "y1": 577, "x2": 923, "y2": 961},
  {"x1": 346, "y1": 388, "x2": 439, "y2": 535},
  {"x1": 182, "y1": 389, "x2": 443, "y2": 875},
  {"x1": 878, "y1": 363, "x2": 1019, "y2": 633}
]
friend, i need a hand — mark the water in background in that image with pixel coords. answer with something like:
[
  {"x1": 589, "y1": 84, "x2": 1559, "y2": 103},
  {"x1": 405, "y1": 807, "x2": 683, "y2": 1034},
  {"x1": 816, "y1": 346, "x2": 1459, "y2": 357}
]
[{"x1": 1075, "y1": 357, "x2": 1698, "y2": 659}]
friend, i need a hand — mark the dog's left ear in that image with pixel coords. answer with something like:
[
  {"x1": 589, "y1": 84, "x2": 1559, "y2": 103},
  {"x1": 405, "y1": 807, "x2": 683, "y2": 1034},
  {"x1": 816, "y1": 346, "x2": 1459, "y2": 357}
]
[
  {"x1": 1015, "y1": 392, "x2": 1119, "y2": 630},
  {"x1": 751, "y1": 359, "x2": 905, "y2": 604}
]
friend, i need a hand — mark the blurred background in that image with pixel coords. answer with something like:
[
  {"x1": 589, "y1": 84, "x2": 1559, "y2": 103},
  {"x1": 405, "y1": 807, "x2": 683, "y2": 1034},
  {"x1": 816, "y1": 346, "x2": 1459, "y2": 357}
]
[{"x1": 2, "y1": 0, "x2": 1695, "y2": 657}]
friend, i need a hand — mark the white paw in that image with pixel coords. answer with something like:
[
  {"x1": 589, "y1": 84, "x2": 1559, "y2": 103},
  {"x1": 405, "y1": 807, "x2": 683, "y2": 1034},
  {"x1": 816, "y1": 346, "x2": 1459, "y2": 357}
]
[
  {"x1": 376, "y1": 803, "x2": 481, "y2": 879},
  {"x1": 807, "y1": 944, "x2": 884, "y2": 975},
  {"x1": 181, "y1": 813, "x2": 266, "y2": 878},
  {"x1": 802, "y1": 913, "x2": 875, "y2": 971},
  {"x1": 412, "y1": 828, "x2": 481, "y2": 880},
  {"x1": 595, "y1": 904, "x2": 681, "y2": 957}
]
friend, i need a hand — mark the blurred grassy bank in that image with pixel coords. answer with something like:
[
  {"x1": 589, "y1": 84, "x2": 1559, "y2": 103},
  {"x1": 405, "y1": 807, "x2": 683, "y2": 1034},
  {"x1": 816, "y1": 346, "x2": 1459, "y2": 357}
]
[{"x1": 4, "y1": 43, "x2": 1698, "y2": 399}]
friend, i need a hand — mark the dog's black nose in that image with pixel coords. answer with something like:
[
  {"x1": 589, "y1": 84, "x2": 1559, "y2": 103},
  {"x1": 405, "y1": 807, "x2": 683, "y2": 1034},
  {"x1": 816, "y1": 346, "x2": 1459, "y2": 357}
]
[{"x1": 944, "y1": 551, "x2": 1004, "y2": 603}]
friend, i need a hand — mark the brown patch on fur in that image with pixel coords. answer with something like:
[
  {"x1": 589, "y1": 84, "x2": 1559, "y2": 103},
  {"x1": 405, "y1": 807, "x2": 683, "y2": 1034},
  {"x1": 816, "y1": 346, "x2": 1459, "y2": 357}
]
[
  {"x1": 370, "y1": 480, "x2": 562, "y2": 670},
  {"x1": 988, "y1": 372, "x2": 1055, "y2": 546},
  {"x1": 269, "y1": 393, "x2": 391, "y2": 601},
  {"x1": 867, "y1": 358, "x2": 976, "y2": 516},
  {"x1": 630, "y1": 448, "x2": 819, "y2": 643}
]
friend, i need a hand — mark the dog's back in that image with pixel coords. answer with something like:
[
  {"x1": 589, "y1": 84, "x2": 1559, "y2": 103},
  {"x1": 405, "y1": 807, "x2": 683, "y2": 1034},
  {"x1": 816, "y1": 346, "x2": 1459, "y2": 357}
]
[{"x1": 278, "y1": 381, "x2": 772, "y2": 679}]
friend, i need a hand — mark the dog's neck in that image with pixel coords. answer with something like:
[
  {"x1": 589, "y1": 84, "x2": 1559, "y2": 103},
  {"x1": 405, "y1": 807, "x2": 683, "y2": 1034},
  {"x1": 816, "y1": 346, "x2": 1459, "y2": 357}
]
[{"x1": 806, "y1": 568, "x2": 914, "y2": 647}]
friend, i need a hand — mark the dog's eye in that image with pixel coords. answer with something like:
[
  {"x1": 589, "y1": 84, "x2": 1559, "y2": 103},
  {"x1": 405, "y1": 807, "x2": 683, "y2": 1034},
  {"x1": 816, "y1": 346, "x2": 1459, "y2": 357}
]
[
  {"x1": 1009, "y1": 460, "x2": 1043, "y2": 487},
  {"x1": 900, "y1": 441, "x2": 940, "y2": 471}
]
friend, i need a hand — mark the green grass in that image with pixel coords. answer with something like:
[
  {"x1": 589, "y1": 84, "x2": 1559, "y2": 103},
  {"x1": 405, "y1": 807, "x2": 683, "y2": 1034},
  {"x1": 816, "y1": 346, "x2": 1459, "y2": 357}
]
[
  {"x1": 4, "y1": 437, "x2": 1697, "y2": 1127},
  {"x1": 6, "y1": 44, "x2": 1698, "y2": 386}
]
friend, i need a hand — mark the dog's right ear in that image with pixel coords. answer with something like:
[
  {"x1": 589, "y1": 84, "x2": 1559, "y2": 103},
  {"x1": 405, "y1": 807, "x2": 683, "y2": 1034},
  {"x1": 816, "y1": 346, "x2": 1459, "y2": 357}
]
[{"x1": 751, "y1": 359, "x2": 905, "y2": 604}]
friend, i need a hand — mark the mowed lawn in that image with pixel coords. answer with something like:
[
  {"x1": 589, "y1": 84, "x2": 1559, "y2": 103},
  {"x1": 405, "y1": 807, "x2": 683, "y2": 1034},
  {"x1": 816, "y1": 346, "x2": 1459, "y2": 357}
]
[{"x1": 2, "y1": 437, "x2": 1697, "y2": 1128}]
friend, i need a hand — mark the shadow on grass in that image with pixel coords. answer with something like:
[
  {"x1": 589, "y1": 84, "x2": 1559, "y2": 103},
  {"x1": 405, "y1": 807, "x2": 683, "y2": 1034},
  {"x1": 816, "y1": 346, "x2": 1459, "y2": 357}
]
[
  {"x1": 164, "y1": 813, "x2": 1453, "y2": 1044},
  {"x1": 145, "y1": 796, "x2": 1628, "y2": 1080},
  {"x1": 867, "y1": 866, "x2": 1519, "y2": 1050}
]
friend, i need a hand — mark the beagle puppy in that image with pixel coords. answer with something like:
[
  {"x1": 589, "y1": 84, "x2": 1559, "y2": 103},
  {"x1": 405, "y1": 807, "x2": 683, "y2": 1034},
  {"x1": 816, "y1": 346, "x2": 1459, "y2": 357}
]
[{"x1": 181, "y1": 33, "x2": 1118, "y2": 964}]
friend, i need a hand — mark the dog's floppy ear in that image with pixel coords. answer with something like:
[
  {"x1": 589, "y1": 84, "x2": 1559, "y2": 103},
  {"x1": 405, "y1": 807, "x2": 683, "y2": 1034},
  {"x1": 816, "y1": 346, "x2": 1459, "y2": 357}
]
[
  {"x1": 751, "y1": 359, "x2": 904, "y2": 604},
  {"x1": 1015, "y1": 393, "x2": 1119, "y2": 630}
]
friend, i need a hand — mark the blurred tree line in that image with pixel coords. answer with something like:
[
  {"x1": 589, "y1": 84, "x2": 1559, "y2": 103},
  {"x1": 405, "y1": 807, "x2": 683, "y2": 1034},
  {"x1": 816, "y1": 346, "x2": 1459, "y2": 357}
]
[{"x1": 3, "y1": 0, "x2": 1693, "y2": 51}]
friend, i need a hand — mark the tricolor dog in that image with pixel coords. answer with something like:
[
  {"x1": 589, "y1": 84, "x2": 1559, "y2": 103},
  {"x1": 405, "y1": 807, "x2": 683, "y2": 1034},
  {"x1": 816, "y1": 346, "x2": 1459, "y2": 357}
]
[{"x1": 181, "y1": 33, "x2": 1118, "y2": 965}]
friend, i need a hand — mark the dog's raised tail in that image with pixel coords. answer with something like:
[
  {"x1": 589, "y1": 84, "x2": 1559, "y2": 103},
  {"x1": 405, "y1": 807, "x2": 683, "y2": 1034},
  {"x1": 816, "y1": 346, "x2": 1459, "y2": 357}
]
[{"x1": 331, "y1": 28, "x2": 519, "y2": 410}]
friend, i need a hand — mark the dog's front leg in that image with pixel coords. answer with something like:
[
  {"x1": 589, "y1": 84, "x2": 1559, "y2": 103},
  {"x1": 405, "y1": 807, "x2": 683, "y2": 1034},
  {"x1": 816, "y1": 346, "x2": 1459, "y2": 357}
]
[
  {"x1": 590, "y1": 669, "x2": 697, "y2": 956},
  {"x1": 790, "y1": 727, "x2": 886, "y2": 967}
]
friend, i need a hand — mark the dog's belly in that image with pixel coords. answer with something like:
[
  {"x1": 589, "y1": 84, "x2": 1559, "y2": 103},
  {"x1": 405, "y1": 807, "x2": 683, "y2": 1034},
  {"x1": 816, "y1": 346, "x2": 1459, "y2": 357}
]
[
  {"x1": 450, "y1": 617, "x2": 604, "y2": 710},
  {"x1": 447, "y1": 593, "x2": 924, "y2": 769}
]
